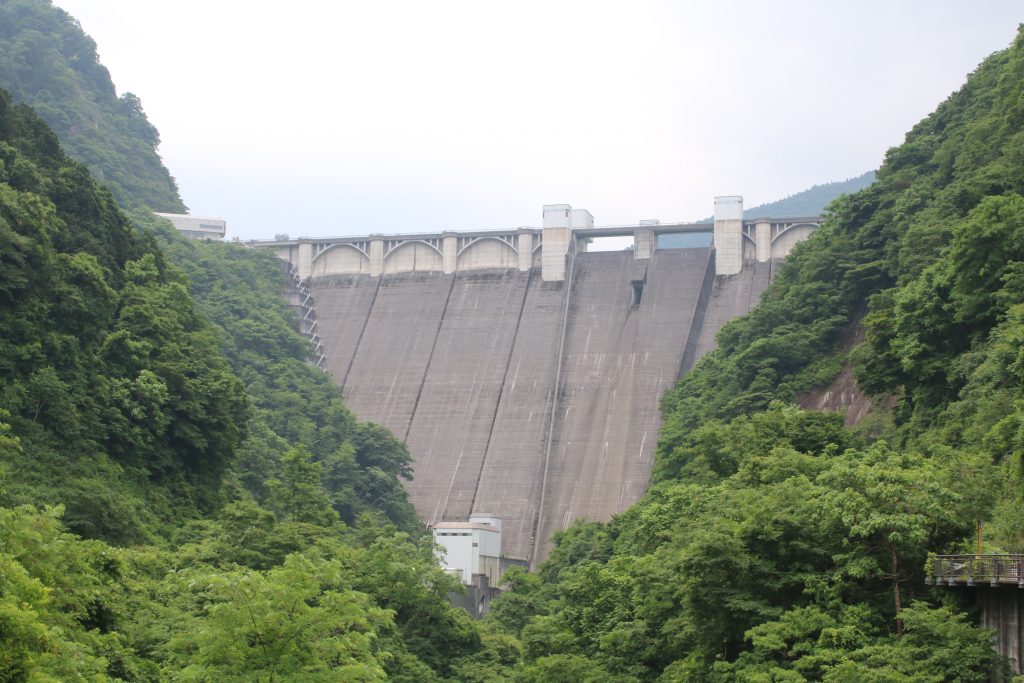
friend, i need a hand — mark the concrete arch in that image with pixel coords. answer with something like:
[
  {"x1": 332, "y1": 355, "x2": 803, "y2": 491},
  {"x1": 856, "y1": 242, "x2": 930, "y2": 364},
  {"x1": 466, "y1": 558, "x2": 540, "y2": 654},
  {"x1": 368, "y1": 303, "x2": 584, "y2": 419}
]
[
  {"x1": 311, "y1": 243, "x2": 371, "y2": 276},
  {"x1": 769, "y1": 222, "x2": 819, "y2": 244},
  {"x1": 771, "y1": 223, "x2": 818, "y2": 260},
  {"x1": 456, "y1": 236, "x2": 519, "y2": 257},
  {"x1": 457, "y1": 237, "x2": 519, "y2": 271},
  {"x1": 383, "y1": 241, "x2": 444, "y2": 273},
  {"x1": 386, "y1": 239, "x2": 443, "y2": 259}
]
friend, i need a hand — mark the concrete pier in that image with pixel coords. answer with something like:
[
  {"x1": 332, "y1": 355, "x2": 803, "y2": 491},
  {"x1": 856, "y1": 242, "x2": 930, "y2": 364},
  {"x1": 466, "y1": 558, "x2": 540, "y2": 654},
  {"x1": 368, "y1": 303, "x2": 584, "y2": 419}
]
[{"x1": 981, "y1": 588, "x2": 1023, "y2": 673}]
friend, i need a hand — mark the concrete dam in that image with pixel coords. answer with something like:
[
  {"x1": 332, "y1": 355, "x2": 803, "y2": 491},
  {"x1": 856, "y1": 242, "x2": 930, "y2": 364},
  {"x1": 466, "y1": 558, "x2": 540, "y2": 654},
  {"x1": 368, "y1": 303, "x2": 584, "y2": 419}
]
[{"x1": 261, "y1": 196, "x2": 822, "y2": 564}]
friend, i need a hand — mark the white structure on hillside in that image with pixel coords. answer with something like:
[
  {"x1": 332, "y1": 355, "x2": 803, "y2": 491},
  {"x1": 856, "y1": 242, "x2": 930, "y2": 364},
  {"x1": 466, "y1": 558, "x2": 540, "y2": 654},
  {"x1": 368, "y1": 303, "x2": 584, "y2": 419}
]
[
  {"x1": 433, "y1": 514, "x2": 502, "y2": 585},
  {"x1": 154, "y1": 212, "x2": 227, "y2": 240}
]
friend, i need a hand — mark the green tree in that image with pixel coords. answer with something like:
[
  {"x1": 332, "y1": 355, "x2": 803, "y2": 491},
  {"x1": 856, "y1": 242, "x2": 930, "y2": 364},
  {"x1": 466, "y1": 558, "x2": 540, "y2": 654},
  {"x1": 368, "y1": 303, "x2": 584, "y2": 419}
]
[
  {"x1": 163, "y1": 554, "x2": 391, "y2": 682},
  {"x1": 815, "y1": 446, "x2": 973, "y2": 635},
  {"x1": 266, "y1": 446, "x2": 339, "y2": 526}
]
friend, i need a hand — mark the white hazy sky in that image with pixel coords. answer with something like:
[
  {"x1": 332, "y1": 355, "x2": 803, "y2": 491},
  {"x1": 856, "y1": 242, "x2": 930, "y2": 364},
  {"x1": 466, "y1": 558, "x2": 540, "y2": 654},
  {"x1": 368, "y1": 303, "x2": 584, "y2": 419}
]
[{"x1": 53, "y1": 1, "x2": 1024, "y2": 240}]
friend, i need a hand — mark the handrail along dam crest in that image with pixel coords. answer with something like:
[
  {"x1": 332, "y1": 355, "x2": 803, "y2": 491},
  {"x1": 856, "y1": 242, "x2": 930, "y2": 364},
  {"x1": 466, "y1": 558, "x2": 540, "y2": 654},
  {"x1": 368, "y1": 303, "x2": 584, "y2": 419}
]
[{"x1": 256, "y1": 196, "x2": 822, "y2": 565}]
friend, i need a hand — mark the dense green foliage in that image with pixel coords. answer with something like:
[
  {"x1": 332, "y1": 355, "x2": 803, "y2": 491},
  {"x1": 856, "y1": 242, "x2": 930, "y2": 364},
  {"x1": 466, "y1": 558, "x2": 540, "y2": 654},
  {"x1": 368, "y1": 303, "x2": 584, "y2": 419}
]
[
  {"x1": 0, "y1": 490, "x2": 496, "y2": 681},
  {"x1": 148, "y1": 223, "x2": 420, "y2": 530},
  {"x1": 0, "y1": 0, "x2": 185, "y2": 212},
  {"x1": 488, "y1": 407, "x2": 1003, "y2": 680},
  {"x1": 0, "y1": 89, "x2": 245, "y2": 541},
  {"x1": 486, "y1": 27, "x2": 1024, "y2": 681}
]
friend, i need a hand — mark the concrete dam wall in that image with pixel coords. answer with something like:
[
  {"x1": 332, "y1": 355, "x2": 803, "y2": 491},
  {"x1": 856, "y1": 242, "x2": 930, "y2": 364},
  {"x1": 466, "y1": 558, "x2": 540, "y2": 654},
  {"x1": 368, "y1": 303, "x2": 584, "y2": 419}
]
[
  {"x1": 262, "y1": 197, "x2": 820, "y2": 565},
  {"x1": 307, "y1": 246, "x2": 768, "y2": 564}
]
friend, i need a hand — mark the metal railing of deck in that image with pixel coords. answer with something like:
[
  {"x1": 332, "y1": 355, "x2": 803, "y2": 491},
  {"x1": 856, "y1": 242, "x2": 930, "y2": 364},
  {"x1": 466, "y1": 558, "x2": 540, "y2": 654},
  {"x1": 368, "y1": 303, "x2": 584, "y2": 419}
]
[{"x1": 929, "y1": 554, "x2": 1024, "y2": 587}]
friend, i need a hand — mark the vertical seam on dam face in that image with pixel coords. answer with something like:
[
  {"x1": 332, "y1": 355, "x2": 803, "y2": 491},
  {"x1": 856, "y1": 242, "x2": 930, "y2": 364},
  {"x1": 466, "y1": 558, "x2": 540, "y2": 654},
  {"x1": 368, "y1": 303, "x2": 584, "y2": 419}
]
[
  {"x1": 405, "y1": 269, "x2": 534, "y2": 528},
  {"x1": 340, "y1": 275, "x2": 383, "y2": 391},
  {"x1": 678, "y1": 249, "x2": 716, "y2": 377},
  {"x1": 533, "y1": 248, "x2": 715, "y2": 562},
  {"x1": 531, "y1": 248, "x2": 576, "y2": 569},
  {"x1": 403, "y1": 273, "x2": 457, "y2": 443},
  {"x1": 469, "y1": 267, "x2": 534, "y2": 516},
  {"x1": 467, "y1": 274, "x2": 564, "y2": 560}
]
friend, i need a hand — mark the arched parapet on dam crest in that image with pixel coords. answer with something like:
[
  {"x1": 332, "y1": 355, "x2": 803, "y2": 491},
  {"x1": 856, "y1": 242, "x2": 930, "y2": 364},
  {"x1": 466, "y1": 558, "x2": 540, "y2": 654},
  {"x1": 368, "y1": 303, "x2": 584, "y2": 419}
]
[
  {"x1": 250, "y1": 196, "x2": 824, "y2": 281},
  {"x1": 310, "y1": 242, "x2": 372, "y2": 277},
  {"x1": 383, "y1": 239, "x2": 445, "y2": 274},
  {"x1": 769, "y1": 222, "x2": 820, "y2": 260},
  {"x1": 456, "y1": 235, "x2": 519, "y2": 271}
]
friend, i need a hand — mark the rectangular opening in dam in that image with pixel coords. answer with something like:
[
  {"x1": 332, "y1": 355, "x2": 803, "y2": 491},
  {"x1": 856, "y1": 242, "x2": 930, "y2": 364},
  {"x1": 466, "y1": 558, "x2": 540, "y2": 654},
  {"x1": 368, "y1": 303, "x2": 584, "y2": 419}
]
[
  {"x1": 631, "y1": 280, "x2": 644, "y2": 306},
  {"x1": 658, "y1": 232, "x2": 713, "y2": 249},
  {"x1": 585, "y1": 235, "x2": 634, "y2": 252}
]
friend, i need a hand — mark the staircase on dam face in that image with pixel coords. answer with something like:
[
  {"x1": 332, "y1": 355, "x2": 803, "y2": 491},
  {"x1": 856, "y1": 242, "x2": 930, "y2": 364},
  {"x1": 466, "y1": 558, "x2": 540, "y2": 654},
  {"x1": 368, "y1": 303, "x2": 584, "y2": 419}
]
[
  {"x1": 306, "y1": 248, "x2": 772, "y2": 565},
  {"x1": 280, "y1": 262, "x2": 327, "y2": 371}
]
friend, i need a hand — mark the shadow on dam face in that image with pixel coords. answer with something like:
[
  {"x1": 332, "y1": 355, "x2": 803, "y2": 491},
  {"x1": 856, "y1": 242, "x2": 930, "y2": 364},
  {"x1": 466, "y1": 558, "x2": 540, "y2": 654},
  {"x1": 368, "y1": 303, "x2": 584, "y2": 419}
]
[{"x1": 306, "y1": 248, "x2": 774, "y2": 564}]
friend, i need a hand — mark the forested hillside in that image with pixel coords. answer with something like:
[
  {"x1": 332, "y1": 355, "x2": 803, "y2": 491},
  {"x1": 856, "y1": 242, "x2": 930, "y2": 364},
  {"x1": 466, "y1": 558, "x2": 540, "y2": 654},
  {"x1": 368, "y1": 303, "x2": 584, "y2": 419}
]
[
  {"x1": 743, "y1": 171, "x2": 876, "y2": 218},
  {"x1": 149, "y1": 222, "x2": 421, "y2": 531},
  {"x1": 485, "y1": 27, "x2": 1024, "y2": 682},
  {"x1": 0, "y1": 89, "x2": 246, "y2": 541},
  {"x1": 0, "y1": 0, "x2": 185, "y2": 211}
]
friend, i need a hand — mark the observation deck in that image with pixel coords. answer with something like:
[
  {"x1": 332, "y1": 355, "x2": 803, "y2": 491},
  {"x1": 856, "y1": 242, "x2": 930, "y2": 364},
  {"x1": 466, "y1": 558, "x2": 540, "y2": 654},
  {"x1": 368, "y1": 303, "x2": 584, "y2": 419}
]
[{"x1": 929, "y1": 554, "x2": 1024, "y2": 587}]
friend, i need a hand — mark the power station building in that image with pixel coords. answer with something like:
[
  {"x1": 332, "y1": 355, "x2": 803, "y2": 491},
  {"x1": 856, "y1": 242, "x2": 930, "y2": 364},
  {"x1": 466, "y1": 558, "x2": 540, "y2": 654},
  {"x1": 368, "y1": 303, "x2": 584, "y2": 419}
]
[
  {"x1": 433, "y1": 515, "x2": 528, "y2": 617},
  {"x1": 433, "y1": 514, "x2": 503, "y2": 586}
]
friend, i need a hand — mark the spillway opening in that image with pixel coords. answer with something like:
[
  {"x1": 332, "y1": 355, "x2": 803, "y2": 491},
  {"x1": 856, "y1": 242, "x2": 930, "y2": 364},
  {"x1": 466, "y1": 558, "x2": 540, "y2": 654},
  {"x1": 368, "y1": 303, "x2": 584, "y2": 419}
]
[
  {"x1": 657, "y1": 232, "x2": 713, "y2": 249},
  {"x1": 631, "y1": 280, "x2": 644, "y2": 306},
  {"x1": 584, "y1": 235, "x2": 634, "y2": 252}
]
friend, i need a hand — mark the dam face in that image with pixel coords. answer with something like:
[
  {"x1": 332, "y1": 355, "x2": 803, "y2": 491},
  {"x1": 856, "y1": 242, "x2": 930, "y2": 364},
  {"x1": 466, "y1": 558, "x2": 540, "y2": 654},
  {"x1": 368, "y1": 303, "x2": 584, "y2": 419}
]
[
  {"x1": 534, "y1": 248, "x2": 712, "y2": 559},
  {"x1": 263, "y1": 199, "x2": 821, "y2": 564},
  {"x1": 308, "y1": 247, "x2": 725, "y2": 563}
]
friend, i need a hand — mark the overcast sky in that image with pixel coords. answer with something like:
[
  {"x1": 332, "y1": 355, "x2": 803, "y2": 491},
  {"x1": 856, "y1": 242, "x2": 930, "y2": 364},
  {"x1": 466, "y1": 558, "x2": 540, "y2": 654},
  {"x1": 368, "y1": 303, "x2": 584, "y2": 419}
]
[{"x1": 53, "y1": 1, "x2": 1024, "y2": 240}]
